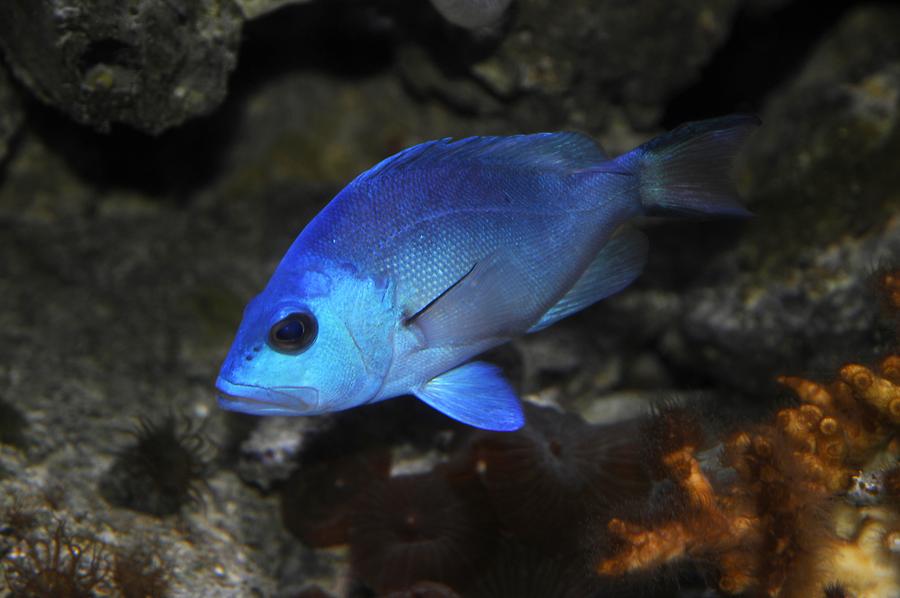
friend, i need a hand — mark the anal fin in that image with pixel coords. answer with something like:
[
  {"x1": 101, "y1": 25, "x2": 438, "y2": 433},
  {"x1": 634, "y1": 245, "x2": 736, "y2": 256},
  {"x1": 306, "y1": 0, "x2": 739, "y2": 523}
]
[
  {"x1": 528, "y1": 226, "x2": 648, "y2": 333},
  {"x1": 413, "y1": 361, "x2": 524, "y2": 431}
]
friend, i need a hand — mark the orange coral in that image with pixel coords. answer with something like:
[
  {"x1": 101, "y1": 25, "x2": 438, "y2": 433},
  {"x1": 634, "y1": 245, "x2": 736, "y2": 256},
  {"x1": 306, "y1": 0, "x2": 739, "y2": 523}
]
[{"x1": 596, "y1": 269, "x2": 900, "y2": 597}]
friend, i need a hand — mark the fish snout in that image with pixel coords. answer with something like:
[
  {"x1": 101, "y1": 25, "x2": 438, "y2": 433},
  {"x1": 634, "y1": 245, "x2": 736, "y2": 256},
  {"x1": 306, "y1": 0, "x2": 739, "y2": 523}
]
[{"x1": 216, "y1": 377, "x2": 320, "y2": 416}]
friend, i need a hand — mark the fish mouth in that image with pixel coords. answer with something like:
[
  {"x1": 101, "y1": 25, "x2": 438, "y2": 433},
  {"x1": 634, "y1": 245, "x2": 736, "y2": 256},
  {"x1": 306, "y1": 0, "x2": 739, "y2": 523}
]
[{"x1": 215, "y1": 377, "x2": 319, "y2": 416}]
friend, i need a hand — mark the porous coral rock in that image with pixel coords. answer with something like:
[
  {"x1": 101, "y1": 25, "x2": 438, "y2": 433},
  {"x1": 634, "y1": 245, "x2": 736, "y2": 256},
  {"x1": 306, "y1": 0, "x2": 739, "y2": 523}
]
[
  {"x1": 398, "y1": 0, "x2": 740, "y2": 131},
  {"x1": 235, "y1": 0, "x2": 312, "y2": 19},
  {"x1": 0, "y1": 0, "x2": 243, "y2": 134},
  {"x1": 666, "y1": 4, "x2": 900, "y2": 394},
  {"x1": 0, "y1": 65, "x2": 24, "y2": 165},
  {"x1": 429, "y1": 0, "x2": 513, "y2": 29}
]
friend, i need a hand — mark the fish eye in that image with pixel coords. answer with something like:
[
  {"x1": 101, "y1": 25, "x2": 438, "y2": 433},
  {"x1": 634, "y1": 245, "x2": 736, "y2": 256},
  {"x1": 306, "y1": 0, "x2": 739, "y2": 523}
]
[{"x1": 268, "y1": 312, "x2": 317, "y2": 353}]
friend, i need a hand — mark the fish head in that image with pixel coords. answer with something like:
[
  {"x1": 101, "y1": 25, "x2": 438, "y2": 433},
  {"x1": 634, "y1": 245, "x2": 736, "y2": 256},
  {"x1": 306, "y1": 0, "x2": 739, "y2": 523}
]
[{"x1": 216, "y1": 264, "x2": 397, "y2": 416}]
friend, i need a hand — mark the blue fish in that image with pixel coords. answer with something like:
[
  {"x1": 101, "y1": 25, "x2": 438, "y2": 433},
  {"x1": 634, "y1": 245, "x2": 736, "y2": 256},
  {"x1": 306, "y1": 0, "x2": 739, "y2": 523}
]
[{"x1": 216, "y1": 115, "x2": 758, "y2": 431}]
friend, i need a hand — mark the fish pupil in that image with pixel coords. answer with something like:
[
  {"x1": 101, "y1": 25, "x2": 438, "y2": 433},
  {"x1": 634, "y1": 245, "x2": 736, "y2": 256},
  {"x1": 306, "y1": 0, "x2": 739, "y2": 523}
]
[
  {"x1": 276, "y1": 320, "x2": 304, "y2": 341},
  {"x1": 268, "y1": 312, "x2": 317, "y2": 352}
]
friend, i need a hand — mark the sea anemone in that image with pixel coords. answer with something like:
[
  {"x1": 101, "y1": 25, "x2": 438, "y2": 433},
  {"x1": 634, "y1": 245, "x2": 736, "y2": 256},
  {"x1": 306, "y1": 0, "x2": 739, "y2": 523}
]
[
  {"x1": 2, "y1": 520, "x2": 111, "y2": 598},
  {"x1": 99, "y1": 414, "x2": 213, "y2": 516},
  {"x1": 469, "y1": 539, "x2": 600, "y2": 598},
  {"x1": 0, "y1": 491, "x2": 40, "y2": 544},
  {"x1": 349, "y1": 471, "x2": 494, "y2": 594},
  {"x1": 280, "y1": 447, "x2": 390, "y2": 548},
  {"x1": 382, "y1": 580, "x2": 462, "y2": 598},
  {"x1": 466, "y1": 404, "x2": 650, "y2": 550},
  {"x1": 111, "y1": 542, "x2": 171, "y2": 598}
]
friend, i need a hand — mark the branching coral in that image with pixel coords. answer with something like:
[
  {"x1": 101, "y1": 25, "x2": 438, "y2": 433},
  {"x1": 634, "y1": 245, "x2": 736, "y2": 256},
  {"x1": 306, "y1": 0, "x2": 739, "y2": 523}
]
[{"x1": 596, "y1": 269, "x2": 900, "y2": 597}]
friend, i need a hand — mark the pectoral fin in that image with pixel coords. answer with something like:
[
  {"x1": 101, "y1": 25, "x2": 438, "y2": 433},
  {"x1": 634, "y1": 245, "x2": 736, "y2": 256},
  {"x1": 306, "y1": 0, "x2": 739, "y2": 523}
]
[
  {"x1": 408, "y1": 248, "x2": 538, "y2": 347},
  {"x1": 528, "y1": 226, "x2": 648, "y2": 332},
  {"x1": 413, "y1": 361, "x2": 524, "y2": 431}
]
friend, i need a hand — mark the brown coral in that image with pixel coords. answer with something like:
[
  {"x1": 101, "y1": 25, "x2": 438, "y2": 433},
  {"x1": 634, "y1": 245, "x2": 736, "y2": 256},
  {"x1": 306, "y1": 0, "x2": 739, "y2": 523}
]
[{"x1": 596, "y1": 343, "x2": 900, "y2": 594}]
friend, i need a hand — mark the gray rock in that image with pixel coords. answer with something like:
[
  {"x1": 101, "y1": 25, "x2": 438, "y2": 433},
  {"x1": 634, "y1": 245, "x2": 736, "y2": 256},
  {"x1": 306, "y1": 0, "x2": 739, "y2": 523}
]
[
  {"x1": 236, "y1": 417, "x2": 323, "y2": 490},
  {"x1": 0, "y1": 0, "x2": 243, "y2": 134},
  {"x1": 399, "y1": 0, "x2": 740, "y2": 131},
  {"x1": 236, "y1": 0, "x2": 312, "y2": 19},
  {"x1": 0, "y1": 122, "x2": 302, "y2": 593},
  {"x1": 663, "y1": 4, "x2": 900, "y2": 393},
  {"x1": 0, "y1": 64, "x2": 24, "y2": 164},
  {"x1": 429, "y1": 0, "x2": 513, "y2": 29},
  {"x1": 5, "y1": 1, "x2": 898, "y2": 595},
  {"x1": 0, "y1": 67, "x2": 502, "y2": 595}
]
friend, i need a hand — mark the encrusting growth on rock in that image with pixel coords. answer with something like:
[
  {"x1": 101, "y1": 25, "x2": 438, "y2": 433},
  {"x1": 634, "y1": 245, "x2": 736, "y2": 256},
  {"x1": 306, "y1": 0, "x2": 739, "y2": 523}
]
[{"x1": 596, "y1": 269, "x2": 900, "y2": 598}]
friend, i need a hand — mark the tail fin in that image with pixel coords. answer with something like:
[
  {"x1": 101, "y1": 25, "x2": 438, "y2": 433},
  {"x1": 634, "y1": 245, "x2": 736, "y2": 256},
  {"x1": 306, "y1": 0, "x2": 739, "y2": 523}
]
[{"x1": 628, "y1": 114, "x2": 760, "y2": 217}]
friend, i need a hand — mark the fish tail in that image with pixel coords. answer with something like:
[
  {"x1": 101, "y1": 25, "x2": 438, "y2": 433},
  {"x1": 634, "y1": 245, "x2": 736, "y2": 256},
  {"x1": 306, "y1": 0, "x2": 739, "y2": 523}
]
[{"x1": 627, "y1": 114, "x2": 760, "y2": 217}]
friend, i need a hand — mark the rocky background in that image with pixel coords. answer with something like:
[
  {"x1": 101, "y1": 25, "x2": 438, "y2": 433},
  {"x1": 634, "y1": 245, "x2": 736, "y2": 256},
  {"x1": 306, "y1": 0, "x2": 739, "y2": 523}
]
[{"x1": 1, "y1": 0, "x2": 898, "y2": 596}]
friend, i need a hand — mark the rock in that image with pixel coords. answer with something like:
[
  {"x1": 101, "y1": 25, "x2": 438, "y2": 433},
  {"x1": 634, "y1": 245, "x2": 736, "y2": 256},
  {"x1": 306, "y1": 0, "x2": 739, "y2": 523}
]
[
  {"x1": 0, "y1": 140, "x2": 292, "y2": 593},
  {"x1": 397, "y1": 0, "x2": 740, "y2": 131},
  {"x1": 0, "y1": 63, "x2": 502, "y2": 595},
  {"x1": 663, "y1": 4, "x2": 900, "y2": 394},
  {"x1": 429, "y1": 0, "x2": 513, "y2": 29},
  {"x1": 4, "y1": 1, "x2": 898, "y2": 595},
  {"x1": 0, "y1": 64, "x2": 24, "y2": 164},
  {"x1": 236, "y1": 417, "x2": 322, "y2": 490},
  {"x1": 236, "y1": 0, "x2": 312, "y2": 19},
  {"x1": 214, "y1": 69, "x2": 510, "y2": 197},
  {"x1": 0, "y1": 0, "x2": 243, "y2": 134}
]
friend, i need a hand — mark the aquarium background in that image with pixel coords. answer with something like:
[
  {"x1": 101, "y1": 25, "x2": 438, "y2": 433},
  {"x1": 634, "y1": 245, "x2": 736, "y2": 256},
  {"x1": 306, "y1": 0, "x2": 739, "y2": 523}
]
[{"x1": 1, "y1": 0, "x2": 899, "y2": 596}]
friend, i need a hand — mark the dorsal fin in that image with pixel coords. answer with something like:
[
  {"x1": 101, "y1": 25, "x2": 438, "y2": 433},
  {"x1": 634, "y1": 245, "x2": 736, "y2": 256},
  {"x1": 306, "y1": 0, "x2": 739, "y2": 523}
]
[{"x1": 355, "y1": 133, "x2": 607, "y2": 185}]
